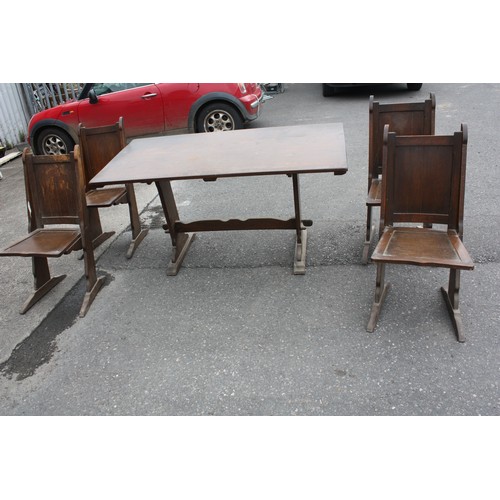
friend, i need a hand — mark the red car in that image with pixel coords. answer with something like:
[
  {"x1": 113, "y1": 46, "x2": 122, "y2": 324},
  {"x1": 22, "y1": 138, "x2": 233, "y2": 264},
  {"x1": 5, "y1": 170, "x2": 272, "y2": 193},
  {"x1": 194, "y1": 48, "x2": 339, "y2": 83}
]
[{"x1": 28, "y1": 83, "x2": 265, "y2": 155}]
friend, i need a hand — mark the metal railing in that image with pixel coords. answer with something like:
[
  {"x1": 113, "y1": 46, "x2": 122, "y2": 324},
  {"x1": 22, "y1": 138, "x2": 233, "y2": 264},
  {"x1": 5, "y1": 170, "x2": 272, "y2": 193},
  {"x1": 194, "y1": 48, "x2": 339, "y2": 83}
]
[{"x1": 21, "y1": 83, "x2": 84, "y2": 115}]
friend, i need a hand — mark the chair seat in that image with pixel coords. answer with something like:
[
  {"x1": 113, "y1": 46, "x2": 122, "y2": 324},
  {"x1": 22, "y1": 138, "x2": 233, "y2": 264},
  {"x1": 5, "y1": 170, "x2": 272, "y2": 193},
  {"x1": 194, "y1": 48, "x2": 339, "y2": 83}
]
[
  {"x1": 86, "y1": 187, "x2": 127, "y2": 207},
  {"x1": 371, "y1": 227, "x2": 474, "y2": 270},
  {"x1": 366, "y1": 178, "x2": 381, "y2": 205},
  {"x1": 0, "y1": 228, "x2": 81, "y2": 257}
]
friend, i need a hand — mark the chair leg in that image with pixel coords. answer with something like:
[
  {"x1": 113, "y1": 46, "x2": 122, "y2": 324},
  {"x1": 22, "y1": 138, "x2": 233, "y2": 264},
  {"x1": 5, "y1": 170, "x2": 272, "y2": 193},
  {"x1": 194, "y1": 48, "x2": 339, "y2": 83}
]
[
  {"x1": 88, "y1": 206, "x2": 115, "y2": 245},
  {"x1": 362, "y1": 204, "x2": 374, "y2": 265},
  {"x1": 20, "y1": 256, "x2": 67, "y2": 314},
  {"x1": 79, "y1": 238, "x2": 105, "y2": 318},
  {"x1": 126, "y1": 229, "x2": 148, "y2": 259},
  {"x1": 441, "y1": 269, "x2": 465, "y2": 342},
  {"x1": 366, "y1": 263, "x2": 390, "y2": 332},
  {"x1": 125, "y1": 184, "x2": 148, "y2": 259},
  {"x1": 78, "y1": 207, "x2": 114, "y2": 259},
  {"x1": 79, "y1": 275, "x2": 105, "y2": 317}
]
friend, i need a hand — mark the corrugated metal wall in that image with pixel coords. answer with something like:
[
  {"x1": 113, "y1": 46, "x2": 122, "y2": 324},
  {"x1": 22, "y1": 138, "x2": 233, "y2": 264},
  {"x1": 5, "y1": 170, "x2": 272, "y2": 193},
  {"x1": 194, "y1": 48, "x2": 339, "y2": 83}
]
[{"x1": 0, "y1": 83, "x2": 31, "y2": 148}]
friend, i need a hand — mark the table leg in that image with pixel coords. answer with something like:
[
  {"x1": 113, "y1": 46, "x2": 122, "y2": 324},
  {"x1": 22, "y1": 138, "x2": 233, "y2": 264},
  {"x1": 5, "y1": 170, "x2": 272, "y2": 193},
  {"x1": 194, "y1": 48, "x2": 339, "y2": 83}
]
[
  {"x1": 292, "y1": 174, "x2": 307, "y2": 275},
  {"x1": 156, "y1": 180, "x2": 195, "y2": 275}
]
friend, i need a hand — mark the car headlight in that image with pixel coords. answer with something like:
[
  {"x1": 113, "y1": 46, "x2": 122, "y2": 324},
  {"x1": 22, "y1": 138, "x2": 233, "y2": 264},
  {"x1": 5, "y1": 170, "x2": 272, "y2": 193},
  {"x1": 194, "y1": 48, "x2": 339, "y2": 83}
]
[{"x1": 238, "y1": 83, "x2": 247, "y2": 94}]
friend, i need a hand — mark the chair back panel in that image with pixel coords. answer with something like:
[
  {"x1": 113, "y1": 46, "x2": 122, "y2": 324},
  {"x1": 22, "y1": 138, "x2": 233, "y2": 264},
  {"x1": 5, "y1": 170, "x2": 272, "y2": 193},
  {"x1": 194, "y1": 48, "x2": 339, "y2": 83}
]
[
  {"x1": 381, "y1": 126, "x2": 467, "y2": 231},
  {"x1": 369, "y1": 94, "x2": 435, "y2": 179},
  {"x1": 78, "y1": 118, "x2": 126, "y2": 183},
  {"x1": 24, "y1": 151, "x2": 84, "y2": 227}
]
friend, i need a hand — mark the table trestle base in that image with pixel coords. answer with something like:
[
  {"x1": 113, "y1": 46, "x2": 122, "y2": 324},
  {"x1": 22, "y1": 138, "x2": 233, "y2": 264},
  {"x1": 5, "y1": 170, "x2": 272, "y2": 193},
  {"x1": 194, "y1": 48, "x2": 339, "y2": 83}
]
[
  {"x1": 166, "y1": 218, "x2": 313, "y2": 233},
  {"x1": 166, "y1": 232, "x2": 196, "y2": 276},
  {"x1": 294, "y1": 228, "x2": 308, "y2": 275},
  {"x1": 157, "y1": 172, "x2": 315, "y2": 275}
]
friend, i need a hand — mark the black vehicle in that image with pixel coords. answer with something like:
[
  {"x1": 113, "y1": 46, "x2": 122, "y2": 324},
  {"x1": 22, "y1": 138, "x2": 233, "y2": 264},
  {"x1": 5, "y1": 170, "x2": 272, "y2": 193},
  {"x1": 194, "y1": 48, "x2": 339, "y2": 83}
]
[{"x1": 322, "y1": 83, "x2": 422, "y2": 97}]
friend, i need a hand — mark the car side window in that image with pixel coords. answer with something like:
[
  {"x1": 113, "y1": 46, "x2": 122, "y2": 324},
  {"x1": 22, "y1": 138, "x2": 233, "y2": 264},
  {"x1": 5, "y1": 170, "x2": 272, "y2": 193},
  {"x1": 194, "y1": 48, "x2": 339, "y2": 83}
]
[{"x1": 92, "y1": 83, "x2": 152, "y2": 96}]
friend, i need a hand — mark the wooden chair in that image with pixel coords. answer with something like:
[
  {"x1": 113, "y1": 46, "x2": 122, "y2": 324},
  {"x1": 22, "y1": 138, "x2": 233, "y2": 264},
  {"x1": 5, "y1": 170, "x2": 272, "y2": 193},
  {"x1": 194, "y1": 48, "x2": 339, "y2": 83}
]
[
  {"x1": 362, "y1": 93, "x2": 436, "y2": 264},
  {"x1": 0, "y1": 147, "x2": 105, "y2": 317},
  {"x1": 78, "y1": 117, "x2": 148, "y2": 258},
  {"x1": 366, "y1": 124, "x2": 474, "y2": 342}
]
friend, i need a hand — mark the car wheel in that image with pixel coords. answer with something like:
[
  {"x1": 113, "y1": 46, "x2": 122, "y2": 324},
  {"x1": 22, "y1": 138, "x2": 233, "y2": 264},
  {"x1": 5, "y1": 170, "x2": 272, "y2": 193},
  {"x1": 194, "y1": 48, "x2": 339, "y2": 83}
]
[
  {"x1": 196, "y1": 102, "x2": 243, "y2": 132},
  {"x1": 407, "y1": 83, "x2": 422, "y2": 91},
  {"x1": 36, "y1": 127, "x2": 74, "y2": 155},
  {"x1": 322, "y1": 84, "x2": 336, "y2": 97}
]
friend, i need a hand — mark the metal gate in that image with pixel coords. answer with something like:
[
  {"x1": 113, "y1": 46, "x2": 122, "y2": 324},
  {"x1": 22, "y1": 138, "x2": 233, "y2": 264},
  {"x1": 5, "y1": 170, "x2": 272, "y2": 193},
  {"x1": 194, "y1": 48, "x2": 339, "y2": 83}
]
[{"x1": 21, "y1": 83, "x2": 84, "y2": 115}]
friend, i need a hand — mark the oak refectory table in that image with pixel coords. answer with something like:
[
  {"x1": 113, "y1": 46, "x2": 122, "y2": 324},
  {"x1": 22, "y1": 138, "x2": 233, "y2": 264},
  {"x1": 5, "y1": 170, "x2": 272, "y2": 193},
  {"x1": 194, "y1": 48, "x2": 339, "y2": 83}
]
[{"x1": 89, "y1": 123, "x2": 348, "y2": 275}]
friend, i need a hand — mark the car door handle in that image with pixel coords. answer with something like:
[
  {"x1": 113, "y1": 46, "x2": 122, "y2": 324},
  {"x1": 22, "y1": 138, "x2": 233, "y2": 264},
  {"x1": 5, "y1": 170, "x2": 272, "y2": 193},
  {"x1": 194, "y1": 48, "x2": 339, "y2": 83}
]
[{"x1": 141, "y1": 93, "x2": 157, "y2": 99}]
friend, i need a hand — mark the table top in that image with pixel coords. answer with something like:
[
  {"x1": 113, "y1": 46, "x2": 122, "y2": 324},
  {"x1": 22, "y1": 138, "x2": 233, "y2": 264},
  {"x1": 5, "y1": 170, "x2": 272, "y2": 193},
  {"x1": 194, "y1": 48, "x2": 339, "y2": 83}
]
[{"x1": 89, "y1": 123, "x2": 348, "y2": 186}]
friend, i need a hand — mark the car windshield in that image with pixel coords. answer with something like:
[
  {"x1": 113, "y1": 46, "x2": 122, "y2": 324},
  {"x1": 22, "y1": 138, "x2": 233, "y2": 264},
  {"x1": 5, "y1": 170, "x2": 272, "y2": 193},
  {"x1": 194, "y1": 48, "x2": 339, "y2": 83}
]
[{"x1": 92, "y1": 83, "x2": 152, "y2": 96}]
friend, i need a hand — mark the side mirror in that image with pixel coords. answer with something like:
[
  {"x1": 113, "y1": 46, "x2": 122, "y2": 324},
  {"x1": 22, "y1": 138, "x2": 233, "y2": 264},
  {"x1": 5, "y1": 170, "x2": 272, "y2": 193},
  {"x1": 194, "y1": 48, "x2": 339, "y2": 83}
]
[{"x1": 88, "y1": 89, "x2": 98, "y2": 104}]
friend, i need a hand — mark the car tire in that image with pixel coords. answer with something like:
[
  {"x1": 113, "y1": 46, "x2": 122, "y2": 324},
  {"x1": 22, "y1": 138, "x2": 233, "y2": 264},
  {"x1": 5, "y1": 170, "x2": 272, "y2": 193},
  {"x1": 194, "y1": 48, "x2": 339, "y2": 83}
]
[
  {"x1": 36, "y1": 127, "x2": 74, "y2": 155},
  {"x1": 322, "y1": 84, "x2": 336, "y2": 97},
  {"x1": 407, "y1": 83, "x2": 423, "y2": 91},
  {"x1": 196, "y1": 102, "x2": 243, "y2": 132}
]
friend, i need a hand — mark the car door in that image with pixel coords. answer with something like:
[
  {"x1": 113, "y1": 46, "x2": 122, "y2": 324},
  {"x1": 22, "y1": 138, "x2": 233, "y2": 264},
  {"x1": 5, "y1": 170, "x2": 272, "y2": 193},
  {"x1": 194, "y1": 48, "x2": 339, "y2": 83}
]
[
  {"x1": 76, "y1": 83, "x2": 165, "y2": 138},
  {"x1": 156, "y1": 83, "x2": 199, "y2": 130}
]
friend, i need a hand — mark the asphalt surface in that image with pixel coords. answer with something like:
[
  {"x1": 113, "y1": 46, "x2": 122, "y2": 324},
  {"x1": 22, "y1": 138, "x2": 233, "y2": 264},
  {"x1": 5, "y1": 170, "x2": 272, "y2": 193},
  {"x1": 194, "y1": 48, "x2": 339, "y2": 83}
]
[{"x1": 0, "y1": 83, "x2": 498, "y2": 415}]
